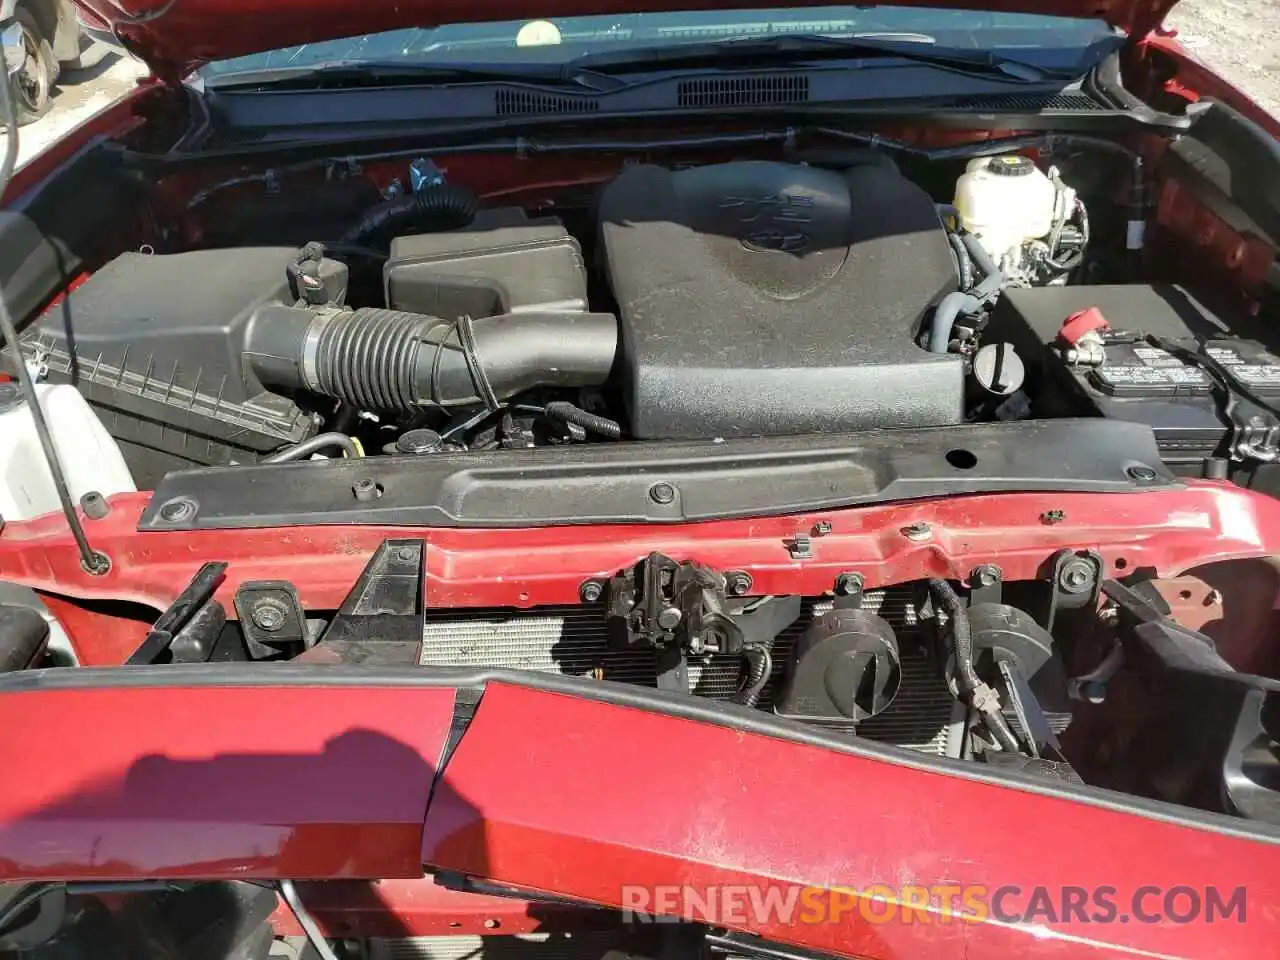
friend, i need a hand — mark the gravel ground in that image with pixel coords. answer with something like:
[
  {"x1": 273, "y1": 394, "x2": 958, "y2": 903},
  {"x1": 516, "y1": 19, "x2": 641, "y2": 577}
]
[
  {"x1": 1166, "y1": 0, "x2": 1280, "y2": 114},
  {"x1": 1, "y1": 53, "x2": 147, "y2": 168},
  {"x1": 1, "y1": 3, "x2": 1278, "y2": 169}
]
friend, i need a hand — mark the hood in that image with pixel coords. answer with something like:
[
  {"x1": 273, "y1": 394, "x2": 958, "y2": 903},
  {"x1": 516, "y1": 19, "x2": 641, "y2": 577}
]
[{"x1": 78, "y1": 0, "x2": 1175, "y2": 80}]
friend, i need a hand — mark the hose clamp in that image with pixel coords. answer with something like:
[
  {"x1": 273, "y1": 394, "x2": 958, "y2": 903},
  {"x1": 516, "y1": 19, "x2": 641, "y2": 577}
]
[{"x1": 300, "y1": 307, "x2": 346, "y2": 392}]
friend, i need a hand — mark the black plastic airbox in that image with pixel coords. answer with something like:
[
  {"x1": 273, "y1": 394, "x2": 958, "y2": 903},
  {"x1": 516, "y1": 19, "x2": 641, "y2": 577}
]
[
  {"x1": 22, "y1": 247, "x2": 347, "y2": 484},
  {"x1": 599, "y1": 160, "x2": 962, "y2": 439}
]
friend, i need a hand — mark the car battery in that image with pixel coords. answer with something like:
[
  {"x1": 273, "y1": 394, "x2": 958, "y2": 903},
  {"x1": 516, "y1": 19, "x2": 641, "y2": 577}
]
[{"x1": 988, "y1": 285, "x2": 1280, "y2": 486}]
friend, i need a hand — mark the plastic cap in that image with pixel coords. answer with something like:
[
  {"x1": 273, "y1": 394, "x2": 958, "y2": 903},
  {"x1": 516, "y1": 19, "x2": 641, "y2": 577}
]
[
  {"x1": 988, "y1": 155, "x2": 1036, "y2": 177},
  {"x1": 1059, "y1": 307, "x2": 1110, "y2": 345}
]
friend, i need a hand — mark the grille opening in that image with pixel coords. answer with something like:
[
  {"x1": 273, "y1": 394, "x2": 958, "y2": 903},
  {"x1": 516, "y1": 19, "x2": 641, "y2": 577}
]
[
  {"x1": 677, "y1": 74, "x2": 809, "y2": 108},
  {"x1": 421, "y1": 590, "x2": 957, "y2": 754},
  {"x1": 494, "y1": 87, "x2": 599, "y2": 115}
]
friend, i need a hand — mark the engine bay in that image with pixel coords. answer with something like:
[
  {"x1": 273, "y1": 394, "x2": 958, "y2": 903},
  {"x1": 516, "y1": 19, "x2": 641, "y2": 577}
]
[{"x1": 14, "y1": 137, "x2": 1280, "y2": 495}]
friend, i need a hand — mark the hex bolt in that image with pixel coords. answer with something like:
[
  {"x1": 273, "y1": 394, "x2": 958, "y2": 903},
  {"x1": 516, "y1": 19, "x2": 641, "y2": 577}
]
[
  {"x1": 834, "y1": 572, "x2": 864, "y2": 597},
  {"x1": 80, "y1": 491, "x2": 109, "y2": 520},
  {"x1": 158, "y1": 497, "x2": 197, "y2": 523},
  {"x1": 648, "y1": 482, "x2": 676, "y2": 505},
  {"x1": 579, "y1": 580, "x2": 605, "y2": 603},
  {"x1": 970, "y1": 564, "x2": 1001, "y2": 588},
  {"x1": 1126, "y1": 465, "x2": 1158, "y2": 482},
  {"x1": 352, "y1": 478, "x2": 382, "y2": 501},
  {"x1": 397, "y1": 546, "x2": 417, "y2": 562},
  {"x1": 251, "y1": 598, "x2": 288, "y2": 633},
  {"x1": 1058, "y1": 558, "x2": 1096, "y2": 594},
  {"x1": 901, "y1": 522, "x2": 932, "y2": 542},
  {"x1": 726, "y1": 571, "x2": 753, "y2": 596}
]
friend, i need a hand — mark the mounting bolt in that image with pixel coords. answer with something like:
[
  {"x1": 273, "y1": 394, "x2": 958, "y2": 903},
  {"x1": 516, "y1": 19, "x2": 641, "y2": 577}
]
[
  {"x1": 834, "y1": 572, "x2": 864, "y2": 597},
  {"x1": 250, "y1": 598, "x2": 288, "y2": 633},
  {"x1": 726, "y1": 571, "x2": 753, "y2": 596},
  {"x1": 648, "y1": 482, "x2": 676, "y2": 505},
  {"x1": 81, "y1": 552, "x2": 111, "y2": 576},
  {"x1": 1040, "y1": 509, "x2": 1066, "y2": 526},
  {"x1": 579, "y1": 579, "x2": 605, "y2": 603},
  {"x1": 396, "y1": 546, "x2": 417, "y2": 562},
  {"x1": 970, "y1": 564, "x2": 1001, "y2": 588},
  {"x1": 80, "y1": 491, "x2": 109, "y2": 520},
  {"x1": 811, "y1": 520, "x2": 833, "y2": 536},
  {"x1": 657, "y1": 607, "x2": 682, "y2": 629},
  {"x1": 1058, "y1": 557, "x2": 1097, "y2": 594},
  {"x1": 901, "y1": 522, "x2": 932, "y2": 542},
  {"x1": 1126, "y1": 464, "x2": 1158, "y2": 482},
  {"x1": 352, "y1": 478, "x2": 382, "y2": 501},
  {"x1": 158, "y1": 497, "x2": 197, "y2": 523}
]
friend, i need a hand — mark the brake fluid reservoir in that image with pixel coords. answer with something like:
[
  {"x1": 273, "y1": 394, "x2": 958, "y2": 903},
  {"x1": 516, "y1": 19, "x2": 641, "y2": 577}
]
[
  {"x1": 0, "y1": 382, "x2": 135, "y2": 522},
  {"x1": 954, "y1": 155, "x2": 1061, "y2": 263}
]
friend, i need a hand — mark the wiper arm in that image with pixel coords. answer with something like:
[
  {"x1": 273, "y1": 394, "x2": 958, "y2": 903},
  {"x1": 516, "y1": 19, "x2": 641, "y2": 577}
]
[
  {"x1": 565, "y1": 33, "x2": 1079, "y2": 83},
  {"x1": 203, "y1": 59, "x2": 618, "y2": 91}
]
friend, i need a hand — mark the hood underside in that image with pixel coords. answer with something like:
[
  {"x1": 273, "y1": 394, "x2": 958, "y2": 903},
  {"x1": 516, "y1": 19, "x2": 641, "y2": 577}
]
[{"x1": 76, "y1": 0, "x2": 1173, "y2": 79}]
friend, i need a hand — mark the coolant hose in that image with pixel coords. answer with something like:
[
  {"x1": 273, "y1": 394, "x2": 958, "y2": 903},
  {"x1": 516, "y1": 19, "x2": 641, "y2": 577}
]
[
  {"x1": 928, "y1": 234, "x2": 1007, "y2": 353},
  {"x1": 948, "y1": 232, "x2": 973, "y2": 291},
  {"x1": 246, "y1": 305, "x2": 618, "y2": 413},
  {"x1": 342, "y1": 183, "x2": 477, "y2": 246},
  {"x1": 927, "y1": 291, "x2": 982, "y2": 353}
]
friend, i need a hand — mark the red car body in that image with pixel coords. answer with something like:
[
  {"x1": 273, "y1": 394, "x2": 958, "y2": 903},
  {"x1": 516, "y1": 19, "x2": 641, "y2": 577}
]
[{"x1": 1, "y1": 0, "x2": 1279, "y2": 957}]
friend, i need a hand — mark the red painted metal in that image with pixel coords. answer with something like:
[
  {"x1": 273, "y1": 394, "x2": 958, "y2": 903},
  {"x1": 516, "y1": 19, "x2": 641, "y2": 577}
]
[
  {"x1": 0, "y1": 684, "x2": 456, "y2": 880},
  {"x1": 74, "y1": 0, "x2": 1176, "y2": 80},
  {"x1": 1141, "y1": 34, "x2": 1280, "y2": 138},
  {"x1": 423, "y1": 681, "x2": 1280, "y2": 960},
  {"x1": 4, "y1": 482, "x2": 1280, "y2": 667},
  {"x1": 269, "y1": 880, "x2": 610, "y2": 938}
]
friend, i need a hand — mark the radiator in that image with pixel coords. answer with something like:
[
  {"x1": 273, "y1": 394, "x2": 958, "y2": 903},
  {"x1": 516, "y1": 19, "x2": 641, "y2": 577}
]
[{"x1": 421, "y1": 591, "x2": 955, "y2": 754}]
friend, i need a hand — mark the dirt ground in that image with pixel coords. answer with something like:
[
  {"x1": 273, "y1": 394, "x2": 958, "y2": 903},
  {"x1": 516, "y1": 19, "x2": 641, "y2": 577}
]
[{"x1": 1166, "y1": 0, "x2": 1280, "y2": 114}]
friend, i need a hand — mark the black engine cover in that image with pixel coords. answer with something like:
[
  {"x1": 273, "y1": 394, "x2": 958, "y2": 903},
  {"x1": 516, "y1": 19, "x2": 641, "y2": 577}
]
[{"x1": 600, "y1": 159, "x2": 962, "y2": 439}]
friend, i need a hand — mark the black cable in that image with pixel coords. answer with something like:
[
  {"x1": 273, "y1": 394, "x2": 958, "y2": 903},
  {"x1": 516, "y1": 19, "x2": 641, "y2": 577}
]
[
  {"x1": 0, "y1": 64, "x2": 108, "y2": 574},
  {"x1": 1044, "y1": 199, "x2": 1091, "y2": 273},
  {"x1": 929, "y1": 579, "x2": 979, "y2": 694},
  {"x1": 1146, "y1": 334, "x2": 1280, "y2": 421},
  {"x1": 928, "y1": 578, "x2": 1022, "y2": 753},
  {"x1": 732, "y1": 644, "x2": 774, "y2": 708},
  {"x1": 544, "y1": 401, "x2": 623, "y2": 440}
]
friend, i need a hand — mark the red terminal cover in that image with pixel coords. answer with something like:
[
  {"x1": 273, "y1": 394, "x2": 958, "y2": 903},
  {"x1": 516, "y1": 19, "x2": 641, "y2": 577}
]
[{"x1": 1059, "y1": 307, "x2": 1111, "y2": 345}]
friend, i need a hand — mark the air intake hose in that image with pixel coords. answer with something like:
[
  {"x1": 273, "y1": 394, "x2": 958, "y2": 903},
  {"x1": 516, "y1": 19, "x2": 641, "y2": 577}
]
[{"x1": 246, "y1": 305, "x2": 618, "y2": 413}]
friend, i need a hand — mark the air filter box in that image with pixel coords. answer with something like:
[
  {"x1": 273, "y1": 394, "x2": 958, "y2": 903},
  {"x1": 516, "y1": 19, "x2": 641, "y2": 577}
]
[{"x1": 20, "y1": 247, "x2": 347, "y2": 485}]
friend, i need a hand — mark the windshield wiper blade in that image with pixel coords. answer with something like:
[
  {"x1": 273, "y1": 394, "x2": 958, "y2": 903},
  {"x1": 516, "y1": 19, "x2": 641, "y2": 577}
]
[{"x1": 565, "y1": 33, "x2": 1079, "y2": 83}]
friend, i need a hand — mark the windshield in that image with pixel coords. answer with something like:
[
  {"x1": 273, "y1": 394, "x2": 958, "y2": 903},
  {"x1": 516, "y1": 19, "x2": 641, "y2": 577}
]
[{"x1": 200, "y1": 6, "x2": 1117, "y2": 78}]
